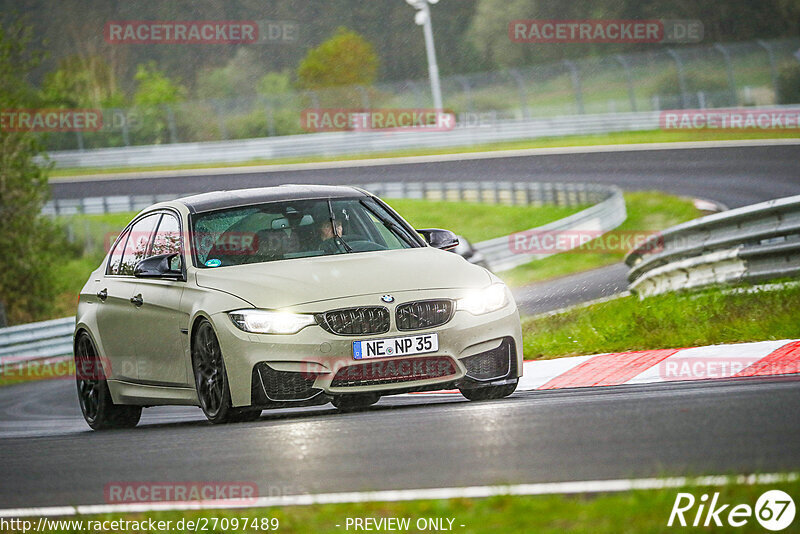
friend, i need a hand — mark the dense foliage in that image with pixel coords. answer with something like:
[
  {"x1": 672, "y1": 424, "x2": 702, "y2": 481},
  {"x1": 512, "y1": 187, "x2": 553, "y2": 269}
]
[
  {"x1": 3, "y1": 0, "x2": 798, "y2": 101},
  {"x1": 0, "y1": 20, "x2": 62, "y2": 325}
]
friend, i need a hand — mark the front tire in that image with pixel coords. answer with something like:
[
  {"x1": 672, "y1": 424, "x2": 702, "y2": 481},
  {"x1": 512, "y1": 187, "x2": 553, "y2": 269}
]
[
  {"x1": 75, "y1": 332, "x2": 141, "y2": 430},
  {"x1": 192, "y1": 319, "x2": 259, "y2": 424},
  {"x1": 459, "y1": 379, "x2": 518, "y2": 401}
]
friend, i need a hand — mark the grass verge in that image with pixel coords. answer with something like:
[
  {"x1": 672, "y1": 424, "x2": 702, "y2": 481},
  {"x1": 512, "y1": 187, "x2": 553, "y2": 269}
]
[
  {"x1": 384, "y1": 199, "x2": 585, "y2": 243},
  {"x1": 48, "y1": 129, "x2": 800, "y2": 178},
  {"x1": 20, "y1": 476, "x2": 799, "y2": 533},
  {"x1": 523, "y1": 284, "x2": 800, "y2": 360},
  {"x1": 499, "y1": 191, "x2": 703, "y2": 287}
]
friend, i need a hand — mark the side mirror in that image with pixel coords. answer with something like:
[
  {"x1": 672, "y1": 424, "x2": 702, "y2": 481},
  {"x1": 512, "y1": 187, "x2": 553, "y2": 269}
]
[
  {"x1": 134, "y1": 253, "x2": 183, "y2": 279},
  {"x1": 418, "y1": 229, "x2": 459, "y2": 251}
]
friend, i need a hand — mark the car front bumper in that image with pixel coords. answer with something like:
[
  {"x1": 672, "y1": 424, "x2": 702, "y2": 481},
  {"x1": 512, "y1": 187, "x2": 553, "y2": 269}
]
[{"x1": 210, "y1": 289, "x2": 523, "y2": 407}]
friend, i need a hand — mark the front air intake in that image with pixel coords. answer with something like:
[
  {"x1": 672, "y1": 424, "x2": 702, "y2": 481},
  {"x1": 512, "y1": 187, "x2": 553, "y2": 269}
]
[{"x1": 331, "y1": 356, "x2": 457, "y2": 387}]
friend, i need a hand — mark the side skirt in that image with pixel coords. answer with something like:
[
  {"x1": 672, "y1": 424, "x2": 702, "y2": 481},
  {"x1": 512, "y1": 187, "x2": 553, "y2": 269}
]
[{"x1": 108, "y1": 379, "x2": 198, "y2": 406}]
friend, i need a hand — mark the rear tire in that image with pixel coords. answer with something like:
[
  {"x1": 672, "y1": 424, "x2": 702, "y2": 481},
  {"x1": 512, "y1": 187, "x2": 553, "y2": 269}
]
[
  {"x1": 192, "y1": 319, "x2": 259, "y2": 424},
  {"x1": 75, "y1": 332, "x2": 141, "y2": 430},
  {"x1": 460, "y1": 379, "x2": 518, "y2": 401},
  {"x1": 332, "y1": 393, "x2": 380, "y2": 412}
]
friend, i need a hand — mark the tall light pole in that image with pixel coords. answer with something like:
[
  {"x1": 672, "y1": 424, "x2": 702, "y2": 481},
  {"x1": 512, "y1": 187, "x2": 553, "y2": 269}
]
[{"x1": 406, "y1": 0, "x2": 443, "y2": 111}]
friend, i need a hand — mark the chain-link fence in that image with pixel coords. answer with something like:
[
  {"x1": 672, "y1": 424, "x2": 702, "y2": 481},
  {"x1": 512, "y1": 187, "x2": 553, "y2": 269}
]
[{"x1": 41, "y1": 37, "x2": 800, "y2": 151}]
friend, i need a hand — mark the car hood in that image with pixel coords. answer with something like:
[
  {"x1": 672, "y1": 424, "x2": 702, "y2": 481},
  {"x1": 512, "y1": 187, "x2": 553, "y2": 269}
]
[{"x1": 194, "y1": 247, "x2": 491, "y2": 309}]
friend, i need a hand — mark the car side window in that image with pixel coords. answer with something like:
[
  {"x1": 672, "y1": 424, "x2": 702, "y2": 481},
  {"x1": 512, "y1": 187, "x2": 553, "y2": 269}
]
[
  {"x1": 151, "y1": 213, "x2": 183, "y2": 271},
  {"x1": 117, "y1": 214, "x2": 160, "y2": 276},
  {"x1": 151, "y1": 214, "x2": 182, "y2": 255},
  {"x1": 106, "y1": 228, "x2": 131, "y2": 275}
]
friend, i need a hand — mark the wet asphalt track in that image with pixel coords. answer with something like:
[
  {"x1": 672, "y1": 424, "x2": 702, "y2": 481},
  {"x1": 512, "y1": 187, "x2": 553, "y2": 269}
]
[
  {"x1": 0, "y1": 376, "x2": 798, "y2": 508},
  {"x1": 0, "y1": 142, "x2": 797, "y2": 509},
  {"x1": 50, "y1": 144, "x2": 800, "y2": 209}
]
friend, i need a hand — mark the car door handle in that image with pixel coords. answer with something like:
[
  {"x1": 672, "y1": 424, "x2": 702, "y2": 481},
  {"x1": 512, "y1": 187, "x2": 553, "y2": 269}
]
[
  {"x1": 130, "y1": 294, "x2": 143, "y2": 307},
  {"x1": 96, "y1": 288, "x2": 107, "y2": 302}
]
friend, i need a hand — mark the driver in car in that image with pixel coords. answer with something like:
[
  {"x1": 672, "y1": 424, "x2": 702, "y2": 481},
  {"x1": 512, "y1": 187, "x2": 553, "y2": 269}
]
[{"x1": 318, "y1": 217, "x2": 345, "y2": 254}]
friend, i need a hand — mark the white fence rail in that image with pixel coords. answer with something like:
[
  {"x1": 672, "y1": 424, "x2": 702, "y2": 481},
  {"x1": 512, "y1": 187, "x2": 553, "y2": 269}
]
[
  {"x1": 41, "y1": 105, "x2": 800, "y2": 169},
  {"x1": 625, "y1": 194, "x2": 800, "y2": 296},
  {"x1": 0, "y1": 317, "x2": 75, "y2": 376},
  {"x1": 40, "y1": 110, "x2": 650, "y2": 169}
]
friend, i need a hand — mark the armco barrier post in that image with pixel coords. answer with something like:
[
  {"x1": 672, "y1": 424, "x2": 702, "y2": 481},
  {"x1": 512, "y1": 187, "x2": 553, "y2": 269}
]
[
  {"x1": 756, "y1": 40, "x2": 779, "y2": 103},
  {"x1": 562, "y1": 60, "x2": 585, "y2": 115},
  {"x1": 614, "y1": 54, "x2": 638, "y2": 112},
  {"x1": 713, "y1": 43, "x2": 738, "y2": 107},
  {"x1": 665, "y1": 49, "x2": 689, "y2": 109}
]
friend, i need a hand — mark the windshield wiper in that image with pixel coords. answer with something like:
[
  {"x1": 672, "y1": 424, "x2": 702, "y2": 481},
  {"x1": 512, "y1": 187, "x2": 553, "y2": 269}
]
[
  {"x1": 360, "y1": 199, "x2": 419, "y2": 247},
  {"x1": 327, "y1": 199, "x2": 353, "y2": 253}
]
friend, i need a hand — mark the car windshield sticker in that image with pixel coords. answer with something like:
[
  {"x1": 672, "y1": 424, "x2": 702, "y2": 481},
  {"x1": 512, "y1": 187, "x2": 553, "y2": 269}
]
[{"x1": 205, "y1": 259, "x2": 222, "y2": 267}]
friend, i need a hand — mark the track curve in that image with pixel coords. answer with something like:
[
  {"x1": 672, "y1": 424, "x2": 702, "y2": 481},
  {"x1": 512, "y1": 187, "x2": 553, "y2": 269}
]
[
  {"x1": 1, "y1": 141, "x2": 797, "y2": 509},
  {"x1": 50, "y1": 144, "x2": 800, "y2": 209}
]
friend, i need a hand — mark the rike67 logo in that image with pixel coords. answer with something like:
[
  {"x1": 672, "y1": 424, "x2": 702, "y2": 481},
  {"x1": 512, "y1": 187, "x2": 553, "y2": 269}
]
[{"x1": 668, "y1": 490, "x2": 795, "y2": 531}]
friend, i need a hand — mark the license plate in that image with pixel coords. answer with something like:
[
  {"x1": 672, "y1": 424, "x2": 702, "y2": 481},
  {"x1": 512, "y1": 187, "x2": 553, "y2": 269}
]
[{"x1": 353, "y1": 333, "x2": 438, "y2": 360}]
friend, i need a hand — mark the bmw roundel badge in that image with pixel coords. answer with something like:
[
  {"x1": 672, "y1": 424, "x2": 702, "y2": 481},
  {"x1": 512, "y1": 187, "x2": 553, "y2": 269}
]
[{"x1": 381, "y1": 294, "x2": 395, "y2": 303}]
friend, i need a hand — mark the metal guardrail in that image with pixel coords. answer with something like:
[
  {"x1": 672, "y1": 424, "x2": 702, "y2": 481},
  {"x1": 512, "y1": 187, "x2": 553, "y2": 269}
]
[
  {"x1": 0, "y1": 317, "x2": 75, "y2": 371},
  {"x1": 41, "y1": 110, "x2": 663, "y2": 169},
  {"x1": 352, "y1": 181, "x2": 626, "y2": 273},
  {"x1": 42, "y1": 194, "x2": 190, "y2": 216},
  {"x1": 39, "y1": 105, "x2": 800, "y2": 169},
  {"x1": 625, "y1": 194, "x2": 800, "y2": 297},
  {"x1": 474, "y1": 188, "x2": 626, "y2": 271}
]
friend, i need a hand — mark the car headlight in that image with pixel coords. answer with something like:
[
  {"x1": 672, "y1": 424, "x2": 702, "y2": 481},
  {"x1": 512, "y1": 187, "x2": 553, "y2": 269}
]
[
  {"x1": 456, "y1": 283, "x2": 508, "y2": 315},
  {"x1": 228, "y1": 309, "x2": 316, "y2": 334}
]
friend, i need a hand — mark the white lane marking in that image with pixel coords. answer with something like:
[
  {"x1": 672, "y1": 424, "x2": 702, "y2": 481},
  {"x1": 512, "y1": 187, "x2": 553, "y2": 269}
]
[
  {"x1": 1, "y1": 472, "x2": 796, "y2": 518},
  {"x1": 627, "y1": 340, "x2": 794, "y2": 385},
  {"x1": 52, "y1": 138, "x2": 800, "y2": 183}
]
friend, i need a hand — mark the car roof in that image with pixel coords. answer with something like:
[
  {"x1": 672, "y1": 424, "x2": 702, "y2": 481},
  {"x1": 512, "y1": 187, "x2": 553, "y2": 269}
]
[{"x1": 176, "y1": 185, "x2": 368, "y2": 213}]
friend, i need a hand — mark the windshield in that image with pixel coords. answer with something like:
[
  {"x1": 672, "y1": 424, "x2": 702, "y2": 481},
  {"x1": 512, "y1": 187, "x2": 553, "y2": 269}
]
[{"x1": 191, "y1": 197, "x2": 419, "y2": 268}]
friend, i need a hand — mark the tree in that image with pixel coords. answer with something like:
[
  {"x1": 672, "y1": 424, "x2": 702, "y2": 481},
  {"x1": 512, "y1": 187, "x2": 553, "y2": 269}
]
[
  {"x1": 197, "y1": 48, "x2": 273, "y2": 100},
  {"x1": 296, "y1": 27, "x2": 378, "y2": 90},
  {"x1": 132, "y1": 62, "x2": 186, "y2": 144},
  {"x1": 40, "y1": 55, "x2": 122, "y2": 108},
  {"x1": 133, "y1": 62, "x2": 185, "y2": 107},
  {"x1": 257, "y1": 70, "x2": 293, "y2": 97},
  {"x1": 0, "y1": 20, "x2": 62, "y2": 325}
]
